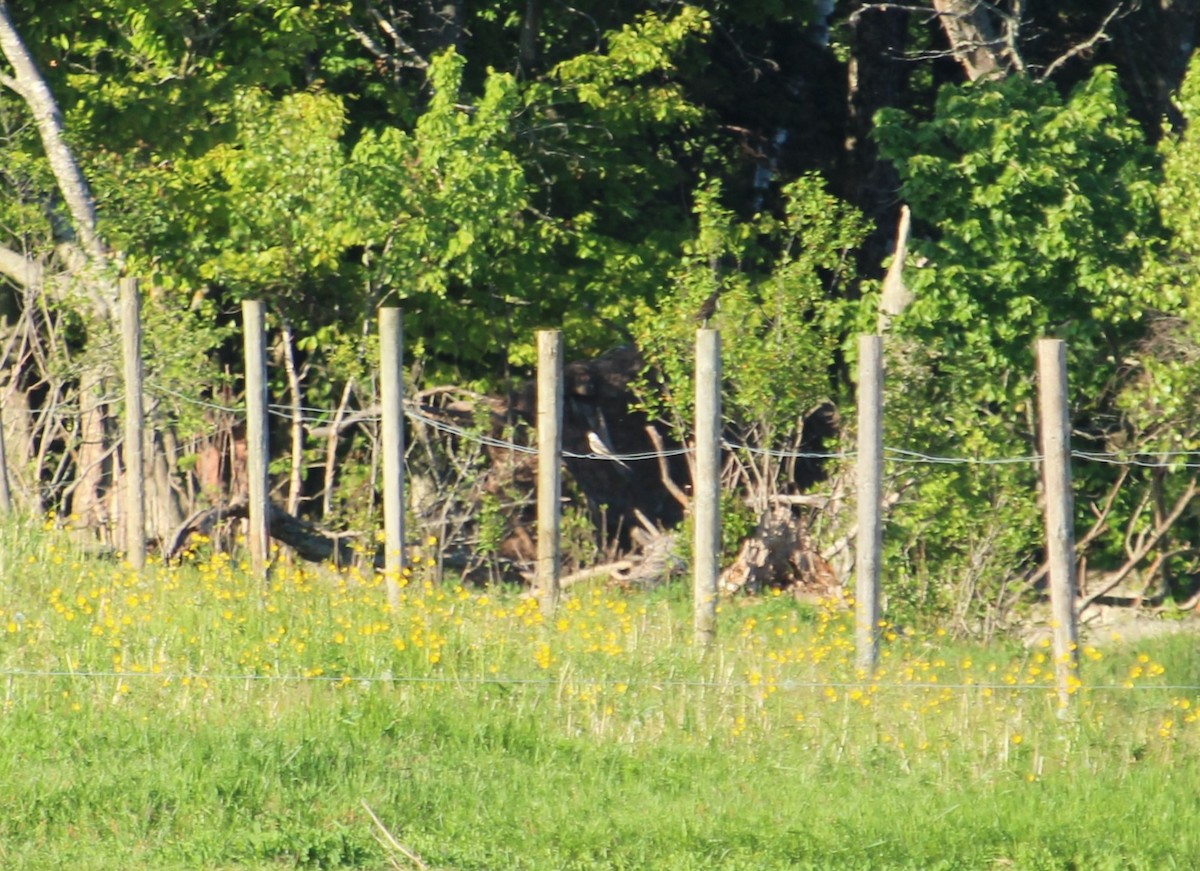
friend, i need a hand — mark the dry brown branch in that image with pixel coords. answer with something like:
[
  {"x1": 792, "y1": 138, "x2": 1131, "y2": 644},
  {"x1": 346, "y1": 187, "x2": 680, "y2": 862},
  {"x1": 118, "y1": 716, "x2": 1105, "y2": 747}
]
[
  {"x1": 1079, "y1": 475, "x2": 1199, "y2": 613},
  {"x1": 1024, "y1": 464, "x2": 1132, "y2": 592},
  {"x1": 559, "y1": 559, "x2": 634, "y2": 588},
  {"x1": 306, "y1": 408, "x2": 377, "y2": 439},
  {"x1": 1174, "y1": 586, "x2": 1200, "y2": 612},
  {"x1": 1037, "y1": 3, "x2": 1127, "y2": 82},
  {"x1": 414, "y1": 385, "x2": 489, "y2": 403},
  {"x1": 322, "y1": 378, "x2": 356, "y2": 516},
  {"x1": 769, "y1": 494, "x2": 830, "y2": 507},
  {"x1": 163, "y1": 496, "x2": 359, "y2": 566},
  {"x1": 644, "y1": 424, "x2": 690, "y2": 510},
  {"x1": 820, "y1": 486, "x2": 905, "y2": 565},
  {"x1": 361, "y1": 801, "x2": 430, "y2": 871}
]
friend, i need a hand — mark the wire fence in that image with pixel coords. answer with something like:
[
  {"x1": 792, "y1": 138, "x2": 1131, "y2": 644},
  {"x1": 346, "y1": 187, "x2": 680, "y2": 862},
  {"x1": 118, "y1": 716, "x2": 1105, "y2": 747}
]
[
  {"x1": 128, "y1": 378, "x2": 1200, "y2": 471},
  {"x1": 2, "y1": 666, "x2": 1195, "y2": 694}
]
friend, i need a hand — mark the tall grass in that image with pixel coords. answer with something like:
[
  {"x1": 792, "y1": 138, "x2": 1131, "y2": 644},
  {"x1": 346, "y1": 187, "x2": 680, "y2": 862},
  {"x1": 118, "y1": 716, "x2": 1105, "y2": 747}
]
[{"x1": 1, "y1": 513, "x2": 1199, "y2": 869}]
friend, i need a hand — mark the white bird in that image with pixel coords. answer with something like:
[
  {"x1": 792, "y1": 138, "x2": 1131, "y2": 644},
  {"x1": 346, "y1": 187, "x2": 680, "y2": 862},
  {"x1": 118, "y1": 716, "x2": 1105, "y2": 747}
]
[{"x1": 587, "y1": 430, "x2": 631, "y2": 470}]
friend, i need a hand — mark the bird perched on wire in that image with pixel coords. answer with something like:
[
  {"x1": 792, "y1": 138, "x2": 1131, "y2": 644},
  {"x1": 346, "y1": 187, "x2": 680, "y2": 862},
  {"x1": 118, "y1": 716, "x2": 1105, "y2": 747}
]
[{"x1": 587, "y1": 430, "x2": 631, "y2": 471}]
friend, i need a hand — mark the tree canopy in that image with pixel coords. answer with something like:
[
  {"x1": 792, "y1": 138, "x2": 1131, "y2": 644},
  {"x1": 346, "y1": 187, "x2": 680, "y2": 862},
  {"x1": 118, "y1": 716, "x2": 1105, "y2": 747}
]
[{"x1": 5, "y1": 0, "x2": 1200, "y2": 629}]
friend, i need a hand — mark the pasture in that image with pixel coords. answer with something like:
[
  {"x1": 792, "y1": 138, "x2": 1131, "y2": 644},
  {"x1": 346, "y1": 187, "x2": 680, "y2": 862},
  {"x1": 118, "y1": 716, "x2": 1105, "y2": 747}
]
[{"x1": 1, "y1": 513, "x2": 1199, "y2": 869}]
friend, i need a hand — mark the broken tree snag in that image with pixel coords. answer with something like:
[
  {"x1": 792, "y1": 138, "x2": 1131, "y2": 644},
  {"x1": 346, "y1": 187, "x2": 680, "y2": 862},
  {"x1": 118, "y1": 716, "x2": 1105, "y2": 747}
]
[
  {"x1": 719, "y1": 504, "x2": 839, "y2": 600},
  {"x1": 877, "y1": 204, "x2": 912, "y2": 333},
  {"x1": 164, "y1": 498, "x2": 357, "y2": 567},
  {"x1": 931, "y1": 0, "x2": 1015, "y2": 82}
]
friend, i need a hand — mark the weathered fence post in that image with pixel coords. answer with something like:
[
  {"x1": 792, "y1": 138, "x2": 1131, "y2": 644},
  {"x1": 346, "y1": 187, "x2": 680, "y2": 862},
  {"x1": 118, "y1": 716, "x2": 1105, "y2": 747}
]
[
  {"x1": 694, "y1": 329, "x2": 722, "y2": 647},
  {"x1": 120, "y1": 277, "x2": 146, "y2": 569},
  {"x1": 242, "y1": 299, "x2": 271, "y2": 582},
  {"x1": 856, "y1": 334, "x2": 884, "y2": 673},
  {"x1": 379, "y1": 308, "x2": 406, "y2": 610},
  {"x1": 537, "y1": 329, "x2": 563, "y2": 617},
  {"x1": 1036, "y1": 338, "x2": 1080, "y2": 707}
]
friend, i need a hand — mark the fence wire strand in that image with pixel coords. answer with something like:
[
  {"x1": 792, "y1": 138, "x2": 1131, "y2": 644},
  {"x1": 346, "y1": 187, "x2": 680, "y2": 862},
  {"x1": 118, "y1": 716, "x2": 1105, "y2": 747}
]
[
  {"x1": 123, "y1": 380, "x2": 1200, "y2": 470},
  {"x1": 2, "y1": 667, "x2": 1194, "y2": 694}
]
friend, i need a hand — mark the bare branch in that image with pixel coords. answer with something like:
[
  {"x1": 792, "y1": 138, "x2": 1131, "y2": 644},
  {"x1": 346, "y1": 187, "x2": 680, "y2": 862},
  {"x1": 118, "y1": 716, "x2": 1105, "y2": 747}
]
[
  {"x1": 644, "y1": 424, "x2": 690, "y2": 511},
  {"x1": 769, "y1": 493, "x2": 831, "y2": 507},
  {"x1": 558, "y1": 559, "x2": 634, "y2": 589},
  {"x1": 349, "y1": 23, "x2": 391, "y2": 62},
  {"x1": 931, "y1": 0, "x2": 1010, "y2": 81},
  {"x1": 1079, "y1": 475, "x2": 1200, "y2": 612},
  {"x1": 857, "y1": 1, "x2": 1026, "y2": 79},
  {"x1": 1037, "y1": 3, "x2": 1128, "y2": 82},
  {"x1": 850, "y1": 3, "x2": 941, "y2": 25},
  {"x1": 368, "y1": 5, "x2": 429, "y2": 70}
]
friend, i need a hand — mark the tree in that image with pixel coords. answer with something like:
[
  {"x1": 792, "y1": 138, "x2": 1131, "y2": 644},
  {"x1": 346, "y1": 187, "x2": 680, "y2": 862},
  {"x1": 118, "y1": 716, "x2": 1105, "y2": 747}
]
[
  {"x1": 0, "y1": 0, "x2": 120, "y2": 526},
  {"x1": 870, "y1": 65, "x2": 1178, "y2": 627}
]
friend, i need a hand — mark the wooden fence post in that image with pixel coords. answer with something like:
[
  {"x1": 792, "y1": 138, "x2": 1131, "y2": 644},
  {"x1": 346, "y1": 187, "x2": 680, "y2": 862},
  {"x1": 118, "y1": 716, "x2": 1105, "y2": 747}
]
[
  {"x1": 537, "y1": 330, "x2": 563, "y2": 617},
  {"x1": 120, "y1": 277, "x2": 146, "y2": 569},
  {"x1": 856, "y1": 334, "x2": 884, "y2": 673},
  {"x1": 694, "y1": 329, "x2": 722, "y2": 647},
  {"x1": 1037, "y1": 338, "x2": 1080, "y2": 707},
  {"x1": 242, "y1": 300, "x2": 271, "y2": 582},
  {"x1": 379, "y1": 308, "x2": 406, "y2": 610}
]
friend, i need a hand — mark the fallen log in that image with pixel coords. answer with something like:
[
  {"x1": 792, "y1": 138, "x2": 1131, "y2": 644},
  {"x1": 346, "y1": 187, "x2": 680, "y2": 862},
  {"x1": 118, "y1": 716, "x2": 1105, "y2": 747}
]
[{"x1": 164, "y1": 496, "x2": 358, "y2": 566}]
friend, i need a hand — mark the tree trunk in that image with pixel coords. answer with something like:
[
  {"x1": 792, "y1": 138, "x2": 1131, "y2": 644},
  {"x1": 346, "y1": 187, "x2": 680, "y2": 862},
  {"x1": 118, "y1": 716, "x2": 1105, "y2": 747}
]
[
  {"x1": 147, "y1": 428, "x2": 185, "y2": 541},
  {"x1": 166, "y1": 497, "x2": 357, "y2": 567},
  {"x1": 519, "y1": 0, "x2": 541, "y2": 74},
  {"x1": 931, "y1": 0, "x2": 1013, "y2": 82},
  {"x1": 71, "y1": 370, "x2": 112, "y2": 535},
  {"x1": 719, "y1": 504, "x2": 839, "y2": 598},
  {"x1": 282, "y1": 323, "x2": 306, "y2": 517},
  {"x1": 0, "y1": 2, "x2": 115, "y2": 323},
  {"x1": 1109, "y1": 0, "x2": 1200, "y2": 135},
  {"x1": 0, "y1": 2, "x2": 126, "y2": 536},
  {"x1": 844, "y1": 2, "x2": 910, "y2": 272}
]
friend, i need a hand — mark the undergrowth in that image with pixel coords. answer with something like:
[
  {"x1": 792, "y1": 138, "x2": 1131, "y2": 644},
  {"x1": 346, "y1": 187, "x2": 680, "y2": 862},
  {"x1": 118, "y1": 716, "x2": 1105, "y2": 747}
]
[{"x1": 1, "y1": 513, "x2": 1198, "y2": 869}]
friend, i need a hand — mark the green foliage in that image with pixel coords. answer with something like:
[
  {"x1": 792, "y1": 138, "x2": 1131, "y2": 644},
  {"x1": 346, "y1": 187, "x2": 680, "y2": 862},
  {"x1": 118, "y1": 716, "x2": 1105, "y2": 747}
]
[
  {"x1": 674, "y1": 492, "x2": 760, "y2": 567},
  {"x1": 509, "y1": 6, "x2": 718, "y2": 365},
  {"x1": 9, "y1": 1, "x2": 719, "y2": 385},
  {"x1": 547, "y1": 7, "x2": 710, "y2": 129},
  {"x1": 14, "y1": 0, "x2": 1200, "y2": 624},
  {"x1": 875, "y1": 68, "x2": 1161, "y2": 401},
  {"x1": 633, "y1": 174, "x2": 864, "y2": 513},
  {"x1": 1118, "y1": 54, "x2": 1200, "y2": 459},
  {"x1": 0, "y1": 92, "x2": 57, "y2": 259},
  {"x1": 196, "y1": 91, "x2": 357, "y2": 299},
  {"x1": 635, "y1": 174, "x2": 864, "y2": 438},
  {"x1": 12, "y1": 0, "x2": 347, "y2": 163},
  {"x1": 871, "y1": 68, "x2": 1166, "y2": 626},
  {"x1": 138, "y1": 292, "x2": 235, "y2": 438},
  {"x1": 351, "y1": 50, "x2": 527, "y2": 310}
]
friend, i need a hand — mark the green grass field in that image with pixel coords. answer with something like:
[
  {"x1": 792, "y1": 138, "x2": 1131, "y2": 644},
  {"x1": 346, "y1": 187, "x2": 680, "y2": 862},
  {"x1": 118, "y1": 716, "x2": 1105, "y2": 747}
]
[{"x1": 2, "y1": 513, "x2": 1199, "y2": 869}]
